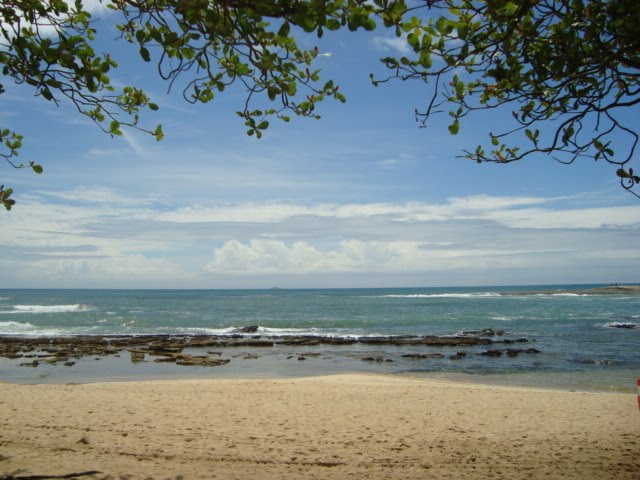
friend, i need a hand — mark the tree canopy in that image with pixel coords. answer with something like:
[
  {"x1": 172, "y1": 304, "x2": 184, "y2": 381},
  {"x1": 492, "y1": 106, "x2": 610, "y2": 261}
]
[
  {"x1": 2, "y1": 0, "x2": 639, "y2": 210},
  {"x1": 374, "y1": 0, "x2": 640, "y2": 197}
]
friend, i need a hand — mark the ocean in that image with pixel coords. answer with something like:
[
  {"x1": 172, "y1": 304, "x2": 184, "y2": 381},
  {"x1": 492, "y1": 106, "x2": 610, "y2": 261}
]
[{"x1": 0, "y1": 285, "x2": 638, "y2": 391}]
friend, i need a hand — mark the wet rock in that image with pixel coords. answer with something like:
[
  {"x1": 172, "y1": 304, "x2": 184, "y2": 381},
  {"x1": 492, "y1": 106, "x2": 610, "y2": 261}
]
[
  {"x1": 222, "y1": 339, "x2": 275, "y2": 347},
  {"x1": 463, "y1": 329, "x2": 505, "y2": 337},
  {"x1": 324, "y1": 338, "x2": 357, "y2": 345},
  {"x1": 298, "y1": 356, "x2": 306, "y2": 361},
  {"x1": 525, "y1": 348, "x2": 541, "y2": 354},
  {"x1": 497, "y1": 338, "x2": 529, "y2": 344},
  {"x1": 175, "y1": 356, "x2": 230, "y2": 367},
  {"x1": 279, "y1": 337, "x2": 322, "y2": 346},
  {"x1": 154, "y1": 356, "x2": 178, "y2": 363},
  {"x1": 362, "y1": 356, "x2": 385, "y2": 362},
  {"x1": 235, "y1": 325, "x2": 259, "y2": 333},
  {"x1": 19, "y1": 360, "x2": 39, "y2": 367},
  {"x1": 242, "y1": 353, "x2": 259, "y2": 360},
  {"x1": 480, "y1": 350, "x2": 503, "y2": 357},
  {"x1": 129, "y1": 351, "x2": 146, "y2": 363}
]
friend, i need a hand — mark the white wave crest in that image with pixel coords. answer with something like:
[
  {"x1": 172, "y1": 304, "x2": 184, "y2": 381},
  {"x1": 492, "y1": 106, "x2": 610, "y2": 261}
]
[
  {"x1": 0, "y1": 321, "x2": 68, "y2": 335},
  {"x1": 602, "y1": 322, "x2": 638, "y2": 330},
  {"x1": 546, "y1": 293, "x2": 589, "y2": 297},
  {"x1": 2, "y1": 304, "x2": 91, "y2": 314},
  {"x1": 492, "y1": 316, "x2": 514, "y2": 322},
  {"x1": 174, "y1": 326, "x2": 366, "y2": 338},
  {"x1": 383, "y1": 292, "x2": 501, "y2": 299},
  {"x1": 0, "y1": 321, "x2": 37, "y2": 332}
]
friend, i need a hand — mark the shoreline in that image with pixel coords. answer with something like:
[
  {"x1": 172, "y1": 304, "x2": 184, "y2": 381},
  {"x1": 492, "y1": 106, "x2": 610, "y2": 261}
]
[
  {"x1": 1, "y1": 331, "x2": 636, "y2": 393},
  {"x1": 0, "y1": 374, "x2": 638, "y2": 479}
]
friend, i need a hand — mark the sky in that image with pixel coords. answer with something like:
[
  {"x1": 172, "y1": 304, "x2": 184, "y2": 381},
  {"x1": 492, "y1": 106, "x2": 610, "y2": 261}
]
[{"x1": 1, "y1": 3, "x2": 639, "y2": 289}]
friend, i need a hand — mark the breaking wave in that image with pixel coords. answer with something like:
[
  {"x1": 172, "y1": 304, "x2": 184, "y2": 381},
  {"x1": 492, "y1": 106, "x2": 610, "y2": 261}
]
[
  {"x1": 383, "y1": 293, "x2": 502, "y2": 299},
  {"x1": 0, "y1": 304, "x2": 91, "y2": 314}
]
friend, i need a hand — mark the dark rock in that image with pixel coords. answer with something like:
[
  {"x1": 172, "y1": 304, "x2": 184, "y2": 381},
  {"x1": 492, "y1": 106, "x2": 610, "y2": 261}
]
[
  {"x1": 325, "y1": 338, "x2": 357, "y2": 345},
  {"x1": 19, "y1": 360, "x2": 39, "y2": 367},
  {"x1": 176, "y1": 356, "x2": 230, "y2": 367},
  {"x1": 362, "y1": 356, "x2": 385, "y2": 362},
  {"x1": 480, "y1": 350, "x2": 503, "y2": 357},
  {"x1": 609, "y1": 323, "x2": 637, "y2": 329},
  {"x1": 235, "y1": 325, "x2": 259, "y2": 333},
  {"x1": 401, "y1": 353, "x2": 445, "y2": 359},
  {"x1": 297, "y1": 356, "x2": 306, "y2": 361},
  {"x1": 463, "y1": 329, "x2": 505, "y2": 337},
  {"x1": 154, "y1": 356, "x2": 178, "y2": 363},
  {"x1": 525, "y1": 348, "x2": 541, "y2": 354}
]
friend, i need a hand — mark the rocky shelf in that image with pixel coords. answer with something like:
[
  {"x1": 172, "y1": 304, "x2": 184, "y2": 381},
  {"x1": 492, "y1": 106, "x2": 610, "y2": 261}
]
[{"x1": 0, "y1": 329, "x2": 536, "y2": 369}]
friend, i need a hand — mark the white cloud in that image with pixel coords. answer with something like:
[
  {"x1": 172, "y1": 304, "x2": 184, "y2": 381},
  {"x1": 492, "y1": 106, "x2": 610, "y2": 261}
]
[
  {"x1": 371, "y1": 35, "x2": 411, "y2": 55},
  {"x1": 1, "y1": 1, "x2": 112, "y2": 39},
  {"x1": 204, "y1": 238, "x2": 588, "y2": 275},
  {"x1": 2, "y1": 190, "x2": 639, "y2": 287},
  {"x1": 157, "y1": 196, "x2": 640, "y2": 230},
  {"x1": 377, "y1": 159, "x2": 399, "y2": 169}
]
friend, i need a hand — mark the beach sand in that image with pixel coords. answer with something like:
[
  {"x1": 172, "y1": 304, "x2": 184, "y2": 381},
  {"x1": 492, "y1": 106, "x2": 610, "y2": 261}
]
[{"x1": 0, "y1": 374, "x2": 638, "y2": 479}]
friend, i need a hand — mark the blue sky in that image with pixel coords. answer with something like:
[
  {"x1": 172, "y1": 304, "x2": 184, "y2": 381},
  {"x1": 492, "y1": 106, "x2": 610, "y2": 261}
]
[{"x1": 1, "y1": 2, "x2": 639, "y2": 288}]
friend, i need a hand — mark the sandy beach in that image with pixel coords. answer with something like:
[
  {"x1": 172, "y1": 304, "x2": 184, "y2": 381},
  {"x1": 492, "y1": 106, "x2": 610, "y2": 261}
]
[{"x1": 0, "y1": 374, "x2": 638, "y2": 480}]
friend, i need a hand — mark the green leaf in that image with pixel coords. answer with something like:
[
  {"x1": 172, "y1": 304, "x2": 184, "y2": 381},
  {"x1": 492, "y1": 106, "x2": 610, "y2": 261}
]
[
  {"x1": 154, "y1": 124, "x2": 164, "y2": 141},
  {"x1": 140, "y1": 47, "x2": 151, "y2": 62},
  {"x1": 278, "y1": 22, "x2": 290, "y2": 38},
  {"x1": 31, "y1": 163, "x2": 43, "y2": 174},
  {"x1": 448, "y1": 119, "x2": 460, "y2": 135},
  {"x1": 148, "y1": 103, "x2": 159, "y2": 111}
]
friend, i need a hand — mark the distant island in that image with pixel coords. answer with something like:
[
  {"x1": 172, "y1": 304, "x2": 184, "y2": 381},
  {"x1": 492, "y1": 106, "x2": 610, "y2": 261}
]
[{"x1": 502, "y1": 285, "x2": 640, "y2": 296}]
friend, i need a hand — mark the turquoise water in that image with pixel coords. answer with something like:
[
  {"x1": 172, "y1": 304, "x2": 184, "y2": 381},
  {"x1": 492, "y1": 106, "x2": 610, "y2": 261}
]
[{"x1": 0, "y1": 286, "x2": 638, "y2": 390}]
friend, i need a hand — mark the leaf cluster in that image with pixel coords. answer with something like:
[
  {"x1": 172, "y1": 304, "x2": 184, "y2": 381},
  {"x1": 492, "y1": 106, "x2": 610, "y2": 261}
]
[
  {"x1": 374, "y1": 0, "x2": 640, "y2": 196},
  {"x1": 112, "y1": 0, "x2": 388, "y2": 137}
]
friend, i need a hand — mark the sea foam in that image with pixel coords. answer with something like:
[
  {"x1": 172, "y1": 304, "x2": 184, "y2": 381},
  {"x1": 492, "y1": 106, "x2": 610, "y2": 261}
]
[
  {"x1": 383, "y1": 292, "x2": 501, "y2": 299},
  {"x1": 1, "y1": 304, "x2": 90, "y2": 314}
]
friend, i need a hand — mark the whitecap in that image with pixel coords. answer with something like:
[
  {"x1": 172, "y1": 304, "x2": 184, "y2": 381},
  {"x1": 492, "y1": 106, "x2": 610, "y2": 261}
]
[
  {"x1": 0, "y1": 321, "x2": 67, "y2": 335},
  {"x1": 2, "y1": 304, "x2": 91, "y2": 314},
  {"x1": 601, "y1": 322, "x2": 638, "y2": 330},
  {"x1": 383, "y1": 292, "x2": 501, "y2": 299}
]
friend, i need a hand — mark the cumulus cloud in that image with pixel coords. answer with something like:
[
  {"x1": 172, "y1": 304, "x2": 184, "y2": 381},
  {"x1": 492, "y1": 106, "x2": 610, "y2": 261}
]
[
  {"x1": 2, "y1": 190, "x2": 639, "y2": 287},
  {"x1": 204, "y1": 238, "x2": 589, "y2": 276}
]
